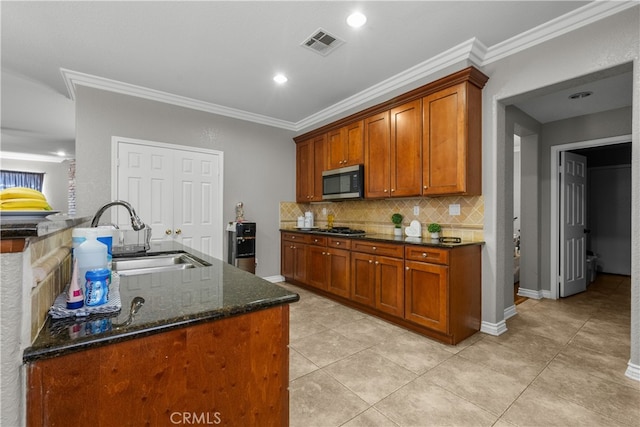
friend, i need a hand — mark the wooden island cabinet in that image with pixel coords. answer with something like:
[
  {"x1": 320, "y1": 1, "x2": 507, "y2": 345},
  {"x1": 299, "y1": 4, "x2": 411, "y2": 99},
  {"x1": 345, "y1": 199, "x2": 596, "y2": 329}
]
[
  {"x1": 27, "y1": 306, "x2": 290, "y2": 427},
  {"x1": 281, "y1": 230, "x2": 482, "y2": 345}
]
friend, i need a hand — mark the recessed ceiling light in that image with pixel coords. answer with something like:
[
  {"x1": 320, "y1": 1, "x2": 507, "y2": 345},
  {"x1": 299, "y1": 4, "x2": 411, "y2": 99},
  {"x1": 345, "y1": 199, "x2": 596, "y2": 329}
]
[
  {"x1": 568, "y1": 91, "x2": 593, "y2": 99},
  {"x1": 347, "y1": 12, "x2": 367, "y2": 28},
  {"x1": 273, "y1": 74, "x2": 288, "y2": 84}
]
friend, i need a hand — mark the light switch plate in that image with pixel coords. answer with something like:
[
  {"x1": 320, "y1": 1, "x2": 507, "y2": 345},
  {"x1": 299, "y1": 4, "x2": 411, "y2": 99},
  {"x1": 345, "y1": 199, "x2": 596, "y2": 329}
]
[
  {"x1": 449, "y1": 204, "x2": 461, "y2": 216},
  {"x1": 413, "y1": 205, "x2": 420, "y2": 216}
]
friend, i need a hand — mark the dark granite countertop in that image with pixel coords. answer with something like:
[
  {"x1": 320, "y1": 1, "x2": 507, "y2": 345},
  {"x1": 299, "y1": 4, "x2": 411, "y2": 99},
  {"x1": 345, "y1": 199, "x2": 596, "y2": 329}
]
[
  {"x1": 23, "y1": 241, "x2": 299, "y2": 363},
  {"x1": 1, "y1": 214, "x2": 92, "y2": 239},
  {"x1": 280, "y1": 228, "x2": 484, "y2": 249}
]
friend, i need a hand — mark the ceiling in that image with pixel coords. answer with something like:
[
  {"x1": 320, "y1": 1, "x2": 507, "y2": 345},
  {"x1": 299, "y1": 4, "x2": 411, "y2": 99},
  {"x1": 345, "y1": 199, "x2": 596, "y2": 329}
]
[{"x1": 0, "y1": 1, "x2": 634, "y2": 160}]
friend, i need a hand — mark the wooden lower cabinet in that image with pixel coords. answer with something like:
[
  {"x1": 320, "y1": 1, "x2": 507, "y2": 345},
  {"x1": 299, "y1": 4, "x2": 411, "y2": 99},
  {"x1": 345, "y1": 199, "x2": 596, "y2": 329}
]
[
  {"x1": 405, "y1": 260, "x2": 449, "y2": 333},
  {"x1": 281, "y1": 231, "x2": 481, "y2": 345},
  {"x1": 27, "y1": 305, "x2": 291, "y2": 427},
  {"x1": 351, "y1": 252, "x2": 376, "y2": 307},
  {"x1": 326, "y1": 248, "x2": 350, "y2": 298},
  {"x1": 350, "y1": 251, "x2": 404, "y2": 318},
  {"x1": 307, "y1": 245, "x2": 328, "y2": 290}
]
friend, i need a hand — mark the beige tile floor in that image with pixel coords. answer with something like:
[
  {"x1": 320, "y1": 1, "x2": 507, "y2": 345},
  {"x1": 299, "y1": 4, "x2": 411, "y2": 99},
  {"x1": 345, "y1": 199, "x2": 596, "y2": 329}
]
[{"x1": 279, "y1": 274, "x2": 639, "y2": 427}]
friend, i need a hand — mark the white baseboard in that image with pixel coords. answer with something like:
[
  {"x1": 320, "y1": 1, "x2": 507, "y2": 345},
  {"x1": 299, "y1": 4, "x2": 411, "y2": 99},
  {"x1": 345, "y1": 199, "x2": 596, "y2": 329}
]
[
  {"x1": 263, "y1": 275, "x2": 285, "y2": 283},
  {"x1": 504, "y1": 304, "x2": 517, "y2": 320},
  {"x1": 541, "y1": 289, "x2": 554, "y2": 299},
  {"x1": 517, "y1": 287, "x2": 544, "y2": 299},
  {"x1": 625, "y1": 360, "x2": 640, "y2": 382},
  {"x1": 480, "y1": 320, "x2": 508, "y2": 336}
]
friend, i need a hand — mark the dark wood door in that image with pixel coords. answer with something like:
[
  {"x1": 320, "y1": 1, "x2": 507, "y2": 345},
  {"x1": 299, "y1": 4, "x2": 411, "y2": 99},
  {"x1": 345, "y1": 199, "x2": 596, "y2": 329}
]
[
  {"x1": 344, "y1": 120, "x2": 364, "y2": 167},
  {"x1": 293, "y1": 243, "x2": 308, "y2": 283},
  {"x1": 422, "y1": 83, "x2": 467, "y2": 195},
  {"x1": 405, "y1": 260, "x2": 449, "y2": 333},
  {"x1": 296, "y1": 139, "x2": 314, "y2": 202},
  {"x1": 327, "y1": 248, "x2": 350, "y2": 298},
  {"x1": 312, "y1": 134, "x2": 326, "y2": 201},
  {"x1": 307, "y1": 245, "x2": 328, "y2": 290},
  {"x1": 350, "y1": 252, "x2": 376, "y2": 307},
  {"x1": 364, "y1": 112, "x2": 391, "y2": 198},
  {"x1": 375, "y1": 256, "x2": 405, "y2": 318},
  {"x1": 281, "y1": 240, "x2": 295, "y2": 280},
  {"x1": 391, "y1": 99, "x2": 422, "y2": 197}
]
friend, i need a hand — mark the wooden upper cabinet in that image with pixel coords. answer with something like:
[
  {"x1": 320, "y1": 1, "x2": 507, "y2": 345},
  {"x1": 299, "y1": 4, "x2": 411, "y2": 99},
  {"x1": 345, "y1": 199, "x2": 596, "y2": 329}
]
[
  {"x1": 326, "y1": 121, "x2": 364, "y2": 170},
  {"x1": 364, "y1": 111, "x2": 391, "y2": 198},
  {"x1": 390, "y1": 100, "x2": 422, "y2": 197},
  {"x1": 422, "y1": 82, "x2": 482, "y2": 196},
  {"x1": 296, "y1": 139, "x2": 313, "y2": 203},
  {"x1": 296, "y1": 134, "x2": 326, "y2": 203}
]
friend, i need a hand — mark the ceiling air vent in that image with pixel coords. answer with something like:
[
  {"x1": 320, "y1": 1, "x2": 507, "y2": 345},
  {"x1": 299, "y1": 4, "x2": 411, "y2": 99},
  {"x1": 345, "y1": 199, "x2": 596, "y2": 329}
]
[{"x1": 301, "y1": 28, "x2": 344, "y2": 56}]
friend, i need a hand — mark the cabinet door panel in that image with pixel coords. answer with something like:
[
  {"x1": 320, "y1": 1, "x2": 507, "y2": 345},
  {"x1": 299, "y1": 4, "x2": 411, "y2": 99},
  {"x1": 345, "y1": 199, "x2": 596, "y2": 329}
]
[
  {"x1": 281, "y1": 241, "x2": 295, "y2": 280},
  {"x1": 345, "y1": 121, "x2": 364, "y2": 166},
  {"x1": 293, "y1": 244, "x2": 308, "y2": 283},
  {"x1": 312, "y1": 134, "x2": 326, "y2": 201},
  {"x1": 327, "y1": 248, "x2": 350, "y2": 298},
  {"x1": 351, "y1": 252, "x2": 375, "y2": 307},
  {"x1": 375, "y1": 256, "x2": 405, "y2": 318},
  {"x1": 296, "y1": 140, "x2": 314, "y2": 202},
  {"x1": 422, "y1": 84, "x2": 466, "y2": 195},
  {"x1": 405, "y1": 261, "x2": 449, "y2": 333},
  {"x1": 364, "y1": 112, "x2": 391, "y2": 198},
  {"x1": 307, "y1": 246, "x2": 328, "y2": 290},
  {"x1": 390, "y1": 100, "x2": 422, "y2": 197},
  {"x1": 327, "y1": 129, "x2": 346, "y2": 170}
]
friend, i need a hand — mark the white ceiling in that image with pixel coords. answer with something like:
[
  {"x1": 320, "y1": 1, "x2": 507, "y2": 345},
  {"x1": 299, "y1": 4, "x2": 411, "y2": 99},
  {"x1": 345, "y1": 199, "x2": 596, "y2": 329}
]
[{"x1": 0, "y1": 1, "x2": 634, "y2": 159}]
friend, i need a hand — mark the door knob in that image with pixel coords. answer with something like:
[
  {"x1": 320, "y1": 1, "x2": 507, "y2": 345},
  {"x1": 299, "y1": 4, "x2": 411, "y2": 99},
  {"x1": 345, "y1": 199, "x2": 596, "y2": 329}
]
[
  {"x1": 165, "y1": 229, "x2": 172, "y2": 235},
  {"x1": 175, "y1": 229, "x2": 182, "y2": 235}
]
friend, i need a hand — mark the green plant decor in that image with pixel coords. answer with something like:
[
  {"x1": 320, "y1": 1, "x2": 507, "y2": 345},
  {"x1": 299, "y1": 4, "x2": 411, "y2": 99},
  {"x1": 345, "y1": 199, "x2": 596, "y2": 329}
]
[
  {"x1": 391, "y1": 213, "x2": 403, "y2": 228},
  {"x1": 427, "y1": 223, "x2": 442, "y2": 233}
]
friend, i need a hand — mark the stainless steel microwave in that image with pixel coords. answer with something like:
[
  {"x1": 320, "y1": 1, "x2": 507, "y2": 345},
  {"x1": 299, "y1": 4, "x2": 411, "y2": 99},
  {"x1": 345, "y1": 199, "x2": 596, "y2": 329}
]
[{"x1": 322, "y1": 164, "x2": 364, "y2": 200}]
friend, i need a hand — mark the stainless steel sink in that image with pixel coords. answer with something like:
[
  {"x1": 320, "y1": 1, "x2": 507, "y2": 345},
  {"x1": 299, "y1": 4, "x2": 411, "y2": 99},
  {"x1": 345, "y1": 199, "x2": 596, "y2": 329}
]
[{"x1": 112, "y1": 252, "x2": 211, "y2": 276}]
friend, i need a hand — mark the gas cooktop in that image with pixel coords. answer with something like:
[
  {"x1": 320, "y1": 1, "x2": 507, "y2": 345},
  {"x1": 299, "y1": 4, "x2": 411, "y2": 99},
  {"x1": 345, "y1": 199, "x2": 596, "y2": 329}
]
[{"x1": 313, "y1": 227, "x2": 366, "y2": 237}]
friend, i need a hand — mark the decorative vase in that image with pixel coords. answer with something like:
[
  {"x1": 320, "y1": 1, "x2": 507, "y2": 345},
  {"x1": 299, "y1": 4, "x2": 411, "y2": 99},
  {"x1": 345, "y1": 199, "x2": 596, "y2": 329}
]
[
  {"x1": 430, "y1": 232, "x2": 440, "y2": 239},
  {"x1": 394, "y1": 228, "x2": 402, "y2": 237}
]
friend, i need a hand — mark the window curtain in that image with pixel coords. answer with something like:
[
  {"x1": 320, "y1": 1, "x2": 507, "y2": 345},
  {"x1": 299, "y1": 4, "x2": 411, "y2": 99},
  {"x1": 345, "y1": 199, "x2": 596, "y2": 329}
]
[{"x1": 0, "y1": 170, "x2": 44, "y2": 191}]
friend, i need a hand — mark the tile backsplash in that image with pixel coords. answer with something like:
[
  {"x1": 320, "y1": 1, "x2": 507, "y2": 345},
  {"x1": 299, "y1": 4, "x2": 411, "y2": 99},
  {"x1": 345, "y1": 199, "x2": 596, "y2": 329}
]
[{"x1": 280, "y1": 196, "x2": 484, "y2": 241}]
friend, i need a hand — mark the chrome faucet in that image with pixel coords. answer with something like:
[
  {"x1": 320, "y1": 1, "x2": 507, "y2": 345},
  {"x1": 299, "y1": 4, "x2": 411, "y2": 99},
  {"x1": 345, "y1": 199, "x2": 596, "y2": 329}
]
[{"x1": 91, "y1": 200, "x2": 146, "y2": 231}]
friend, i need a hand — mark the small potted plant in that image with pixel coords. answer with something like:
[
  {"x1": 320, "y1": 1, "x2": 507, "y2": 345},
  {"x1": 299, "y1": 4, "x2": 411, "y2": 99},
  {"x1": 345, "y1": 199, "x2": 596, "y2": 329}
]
[
  {"x1": 391, "y1": 213, "x2": 403, "y2": 236},
  {"x1": 427, "y1": 223, "x2": 442, "y2": 239}
]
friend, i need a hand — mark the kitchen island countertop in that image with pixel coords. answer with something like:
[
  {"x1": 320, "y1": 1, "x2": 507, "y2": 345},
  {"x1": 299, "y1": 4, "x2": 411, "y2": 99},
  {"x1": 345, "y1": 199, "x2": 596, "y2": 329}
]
[{"x1": 23, "y1": 241, "x2": 299, "y2": 362}]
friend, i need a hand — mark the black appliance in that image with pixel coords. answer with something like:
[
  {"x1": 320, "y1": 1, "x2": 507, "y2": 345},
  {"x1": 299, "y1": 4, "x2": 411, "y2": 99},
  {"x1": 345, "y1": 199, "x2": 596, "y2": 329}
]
[
  {"x1": 322, "y1": 164, "x2": 364, "y2": 200},
  {"x1": 314, "y1": 226, "x2": 366, "y2": 237},
  {"x1": 227, "y1": 222, "x2": 256, "y2": 273}
]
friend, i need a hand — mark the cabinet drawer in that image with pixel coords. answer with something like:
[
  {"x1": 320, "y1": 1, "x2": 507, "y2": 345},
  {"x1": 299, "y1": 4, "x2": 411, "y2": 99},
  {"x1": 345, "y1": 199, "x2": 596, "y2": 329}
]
[
  {"x1": 308, "y1": 235, "x2": 327, "y2": 246},
  {"x1": 327, "y1": 237, "x2": 351, "y2": 249},
  {"x1": 282, "y1": 232, "x2": 311, "y2": 243},
  {"x1": 351, "y1": 240, "x2": 404, "y2": 258},
  {"x1": 404, "y1": 246, "x2": 449, "y2": 265}
]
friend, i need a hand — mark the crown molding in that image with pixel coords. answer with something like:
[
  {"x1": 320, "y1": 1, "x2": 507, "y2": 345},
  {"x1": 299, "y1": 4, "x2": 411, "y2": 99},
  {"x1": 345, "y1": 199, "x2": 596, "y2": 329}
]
[
  {"x1": 481, "y1": 0, "x2": 638, "y2": 65},
  {"x1": 295, "y1": 37, "x2": 483, "y2": 131},
  {"x1": 60, "y1": 68, "x2": 298, "y2": 131},
  {"x1": 60, "y1": 1, "x2": 636, "y2": 133}
]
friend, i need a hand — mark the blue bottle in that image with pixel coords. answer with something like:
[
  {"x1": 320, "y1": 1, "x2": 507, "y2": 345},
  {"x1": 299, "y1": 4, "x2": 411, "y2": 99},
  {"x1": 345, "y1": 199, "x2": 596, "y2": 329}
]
[{"x1": 85, "y1": 268, "x2": 110, "y2": 306}]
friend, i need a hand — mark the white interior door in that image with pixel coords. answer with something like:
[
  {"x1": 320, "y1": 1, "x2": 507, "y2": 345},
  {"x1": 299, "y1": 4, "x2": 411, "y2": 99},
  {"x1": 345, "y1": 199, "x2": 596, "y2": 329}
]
[
  {"x1": 560, "y1": 151, "x2": 587, "y2": 297},
  {"x1": 173, "y1": 150, "x2": 222, "y2": 258},
  {"x1": 115, "y1": 137, "x2": 223, "y2": 260},
  {"x1": 116, "y1": 142, "x2": 173, "y2": 240}
]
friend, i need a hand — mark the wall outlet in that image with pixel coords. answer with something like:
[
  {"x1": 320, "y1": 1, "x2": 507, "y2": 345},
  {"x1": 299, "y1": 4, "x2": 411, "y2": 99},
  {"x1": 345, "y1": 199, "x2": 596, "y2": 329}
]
[
  {"x1": 322, "y1": 207, "x2": 327, "y2": 215},
  {"x1": 449, "y1": 204, "x2": 461, "y2": 216},
  {"x1": 413, "y1": 205, "x2": 420, "y2": 216}
]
